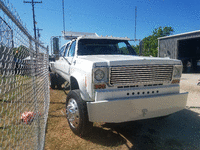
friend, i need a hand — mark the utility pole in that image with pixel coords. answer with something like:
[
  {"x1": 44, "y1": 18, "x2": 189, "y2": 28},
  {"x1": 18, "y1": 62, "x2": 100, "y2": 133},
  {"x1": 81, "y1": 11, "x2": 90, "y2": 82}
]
[
  {"x1": 135, "y1": 6, "x2": 137, "y2": 41},
  {"x1": 23, "y1": 0, "x2": 42, "y2": 40},
  {"x1": 134, "y1": 6, "x2": 142, "y2": 55},
  {"x1": 62, "y1": 0, "x2": 65, "y2": 33}
]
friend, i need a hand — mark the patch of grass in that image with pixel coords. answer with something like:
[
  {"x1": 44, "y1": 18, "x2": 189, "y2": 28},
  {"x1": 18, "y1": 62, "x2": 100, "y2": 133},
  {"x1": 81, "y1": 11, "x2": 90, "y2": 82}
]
[{"x1": 0, "y1": 74, "x2": 48, "y2": 149}]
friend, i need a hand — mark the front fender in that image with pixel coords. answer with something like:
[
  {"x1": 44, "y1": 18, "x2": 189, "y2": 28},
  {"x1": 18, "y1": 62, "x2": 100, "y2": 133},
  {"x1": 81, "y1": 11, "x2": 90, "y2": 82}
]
[{"x1": 70, "y1": 72, "x2": 93, "y2": 101}]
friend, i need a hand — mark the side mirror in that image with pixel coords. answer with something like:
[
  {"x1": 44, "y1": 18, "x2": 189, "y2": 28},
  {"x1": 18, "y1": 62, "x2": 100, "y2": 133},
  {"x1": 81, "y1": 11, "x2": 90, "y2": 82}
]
[
  {"x1": 54, "y1": 54, "x2": 59, "y2": 60},
  {"x1": 53, "y1": 37, "x2": 59, "y2": 55}
]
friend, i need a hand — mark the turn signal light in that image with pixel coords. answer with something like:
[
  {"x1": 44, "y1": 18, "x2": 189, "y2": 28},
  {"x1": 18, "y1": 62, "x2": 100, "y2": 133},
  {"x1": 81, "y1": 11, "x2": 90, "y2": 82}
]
[
  {"x1": 171, "y1": 79, "x2": 180, "y2": 84},
  {"x1": 94, "y1": 84, "x2": 106, "y2": 89}
]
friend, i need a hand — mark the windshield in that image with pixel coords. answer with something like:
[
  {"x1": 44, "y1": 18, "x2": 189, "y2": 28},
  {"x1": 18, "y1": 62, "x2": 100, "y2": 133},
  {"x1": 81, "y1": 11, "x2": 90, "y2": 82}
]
[{"x1": 78, "y1": 39, "x2": 137, "y2": 55}]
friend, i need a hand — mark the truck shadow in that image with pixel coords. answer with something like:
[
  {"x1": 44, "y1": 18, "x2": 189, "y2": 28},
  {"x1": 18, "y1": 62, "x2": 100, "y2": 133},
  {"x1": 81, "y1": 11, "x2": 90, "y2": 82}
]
[
  {"x1": 85, "y1": 108, "x2": 200, "y2": 150},
  {"x1": 83, "y1": 126, "x2": 127, "y2": 147}
]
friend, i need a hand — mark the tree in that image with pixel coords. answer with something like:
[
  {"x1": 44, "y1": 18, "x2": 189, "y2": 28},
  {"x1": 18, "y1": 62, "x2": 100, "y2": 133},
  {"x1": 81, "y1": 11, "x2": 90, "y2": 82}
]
[
  {"x1": 13, "y1": 45, "x2": 29, "y2": 59},
  {"x1": 141, "y1": 26, "x2": 174, "y2": 57},
  {"x1": 132, "y1": 45, "x2": 140, "y2": 55}
]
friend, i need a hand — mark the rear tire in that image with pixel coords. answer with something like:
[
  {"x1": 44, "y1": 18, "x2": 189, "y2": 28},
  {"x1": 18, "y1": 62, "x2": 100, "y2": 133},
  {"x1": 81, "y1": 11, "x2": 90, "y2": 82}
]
[
  {"x1": 57, "y1": 83, "x2": 62, "y2": 89},
  {"x1": 49, "y1": 73, "x2": 56, "y2": 89},
  {"x1": 49, "y1": 73, "x2": 63, "y2": 89},
  {"x1": 66, "y1": 90, "x2": 93, "y2": 136}
]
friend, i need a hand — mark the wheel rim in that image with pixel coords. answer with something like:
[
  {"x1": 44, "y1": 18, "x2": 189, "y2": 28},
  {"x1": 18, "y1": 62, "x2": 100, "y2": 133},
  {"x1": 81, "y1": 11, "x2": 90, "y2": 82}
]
[{"x1": 66, "y1": 98, "x2": 80, "y2": 128}]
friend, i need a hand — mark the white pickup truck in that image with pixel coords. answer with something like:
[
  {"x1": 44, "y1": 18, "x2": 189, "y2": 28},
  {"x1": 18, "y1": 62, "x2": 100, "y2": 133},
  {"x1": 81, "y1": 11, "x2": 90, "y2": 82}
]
[{"x1": 50, "y1": 32, "x2": 188, "y2": 136}]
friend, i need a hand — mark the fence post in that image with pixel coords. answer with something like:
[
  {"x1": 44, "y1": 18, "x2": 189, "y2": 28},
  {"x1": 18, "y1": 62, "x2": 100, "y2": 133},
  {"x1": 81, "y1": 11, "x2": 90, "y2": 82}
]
[
  {"x1": 41, "y1": 45, "x2": 49, "y2": 150},
  {"x1": 29, "y1": 38, "x2": 40, "y2": 150}
]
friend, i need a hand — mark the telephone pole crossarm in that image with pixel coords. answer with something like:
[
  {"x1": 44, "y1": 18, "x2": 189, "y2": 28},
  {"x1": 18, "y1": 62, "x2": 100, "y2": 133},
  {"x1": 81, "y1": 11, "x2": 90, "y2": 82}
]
[
  {"x1": 36, "y1": 28, "x2": 43, "y2": 39},
  {"x1": 23, "y1": 1, "x2": 42, "y2": 3}
]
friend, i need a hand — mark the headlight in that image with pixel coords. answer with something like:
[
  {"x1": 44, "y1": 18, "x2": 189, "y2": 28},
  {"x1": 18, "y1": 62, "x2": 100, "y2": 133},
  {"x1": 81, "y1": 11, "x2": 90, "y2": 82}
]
[
  {"x1": 173, "y1": 65, "x2": 182, "y2": 78},
  {"x1": 94, "y1": 69, "x2": 105, "y2": 81}
]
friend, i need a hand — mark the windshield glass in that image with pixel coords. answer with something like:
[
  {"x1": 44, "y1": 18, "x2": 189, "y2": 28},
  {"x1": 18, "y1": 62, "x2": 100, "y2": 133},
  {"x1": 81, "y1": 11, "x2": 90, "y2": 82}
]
[{"x1": 78, "y1": 39, "x2": 137, "y2": 55}]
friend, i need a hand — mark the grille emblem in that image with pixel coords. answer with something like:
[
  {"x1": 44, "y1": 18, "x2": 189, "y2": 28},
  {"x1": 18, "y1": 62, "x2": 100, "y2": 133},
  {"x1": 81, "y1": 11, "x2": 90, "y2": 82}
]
[{"x1": 142, "y1": 109, "x2": 148, "y2": 117}]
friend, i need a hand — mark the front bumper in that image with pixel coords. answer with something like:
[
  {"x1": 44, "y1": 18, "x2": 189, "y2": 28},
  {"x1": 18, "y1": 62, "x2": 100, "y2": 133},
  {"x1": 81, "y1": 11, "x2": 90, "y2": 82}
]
[{"x1": 87, "y1": 92, "x2": 188, "y2": 123}]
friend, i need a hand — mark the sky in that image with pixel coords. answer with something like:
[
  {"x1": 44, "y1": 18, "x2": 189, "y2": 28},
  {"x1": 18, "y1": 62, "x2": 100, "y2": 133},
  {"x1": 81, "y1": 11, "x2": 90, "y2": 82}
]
[{"x1": 6, "y1": 0, "x2": 200, "y2": 51}]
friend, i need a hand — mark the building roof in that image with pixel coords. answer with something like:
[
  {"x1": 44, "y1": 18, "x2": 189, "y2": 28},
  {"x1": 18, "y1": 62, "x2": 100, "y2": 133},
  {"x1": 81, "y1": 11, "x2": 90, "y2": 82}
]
[{"x1": 158, "y1": 30, "x2": 200, "y2": 40}]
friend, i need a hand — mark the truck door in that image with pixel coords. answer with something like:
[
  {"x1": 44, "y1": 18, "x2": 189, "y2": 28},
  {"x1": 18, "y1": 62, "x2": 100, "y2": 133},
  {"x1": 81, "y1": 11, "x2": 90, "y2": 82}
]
[
  {"x1": 54, "y1": 43, "x2": 70, "y2": 79},
  {"x1": 63, "y1": 41, "x2": 76, "y2": 81}
]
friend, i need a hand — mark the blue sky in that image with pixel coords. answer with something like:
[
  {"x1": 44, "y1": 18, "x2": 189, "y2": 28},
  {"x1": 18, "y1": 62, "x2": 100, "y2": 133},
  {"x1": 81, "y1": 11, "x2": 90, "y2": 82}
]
[{"x1": 7, "y1": 0, "x2": 200, "y2": 49}]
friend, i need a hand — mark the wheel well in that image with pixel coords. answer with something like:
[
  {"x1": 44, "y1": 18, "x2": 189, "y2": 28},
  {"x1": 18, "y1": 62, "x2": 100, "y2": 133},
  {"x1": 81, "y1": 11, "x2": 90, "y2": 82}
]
[{"x1": 70, "y1": 77, "x2": 79, "y2": 90}]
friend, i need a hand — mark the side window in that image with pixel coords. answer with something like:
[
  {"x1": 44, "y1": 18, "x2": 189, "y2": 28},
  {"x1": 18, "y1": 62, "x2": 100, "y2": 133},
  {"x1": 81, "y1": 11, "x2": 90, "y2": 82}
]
[
  {"x1": 64, "y1": 43, "x2": 70, "y2": 57},
  {"x1": 68, "y1": 41, "x2": 76, "y2": 57}
]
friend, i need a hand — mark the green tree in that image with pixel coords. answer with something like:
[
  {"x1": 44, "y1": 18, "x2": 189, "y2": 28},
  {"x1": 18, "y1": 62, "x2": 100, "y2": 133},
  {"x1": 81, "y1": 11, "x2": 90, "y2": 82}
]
[
  {"x1": 13, "y1": 45, "x2": 29, "y2": 59},
  {"x1": 142, "y1": 26, "x2": 174, "y2": 57},
  {"x1": 132, "y1": 45, "x2": 140, "y2": 55}
]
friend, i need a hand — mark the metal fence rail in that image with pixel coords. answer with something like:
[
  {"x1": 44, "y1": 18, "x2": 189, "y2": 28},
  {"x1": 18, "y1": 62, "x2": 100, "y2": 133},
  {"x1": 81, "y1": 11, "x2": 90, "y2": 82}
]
[{"x1": 0, "y1": 0, "x2": 50, "y2": 149}]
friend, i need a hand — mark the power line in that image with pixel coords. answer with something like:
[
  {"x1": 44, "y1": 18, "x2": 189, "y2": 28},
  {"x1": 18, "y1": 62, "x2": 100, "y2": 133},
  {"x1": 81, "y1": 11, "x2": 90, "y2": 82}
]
[{"x1": 23, "y1": 0, "x2": 42, "y2": 40}]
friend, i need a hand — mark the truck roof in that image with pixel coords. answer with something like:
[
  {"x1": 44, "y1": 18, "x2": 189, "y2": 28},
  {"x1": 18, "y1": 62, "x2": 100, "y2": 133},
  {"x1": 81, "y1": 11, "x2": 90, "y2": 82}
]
[{"x1": 77, "y1": 36, "x2": 131, "y2": 41}]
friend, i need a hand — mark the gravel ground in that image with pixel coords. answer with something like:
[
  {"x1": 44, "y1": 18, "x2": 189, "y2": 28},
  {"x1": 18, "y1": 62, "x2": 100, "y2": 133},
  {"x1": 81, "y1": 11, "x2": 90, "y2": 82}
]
[{"x1": 180, "y1": 74, "x2": 200, "y2": 111}]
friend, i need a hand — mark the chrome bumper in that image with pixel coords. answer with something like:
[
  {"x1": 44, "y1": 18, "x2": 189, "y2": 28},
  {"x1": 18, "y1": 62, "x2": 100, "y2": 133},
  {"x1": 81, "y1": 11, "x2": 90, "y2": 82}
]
[{"x1": 87, "y1": 92, "x2": 188, "y2": 123}]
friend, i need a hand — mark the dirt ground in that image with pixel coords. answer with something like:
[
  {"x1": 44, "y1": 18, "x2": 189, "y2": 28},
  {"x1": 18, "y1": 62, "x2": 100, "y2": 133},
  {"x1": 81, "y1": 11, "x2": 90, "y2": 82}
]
[{"x1": 45, "y1": 74, "x2": 200, "y2": 150}]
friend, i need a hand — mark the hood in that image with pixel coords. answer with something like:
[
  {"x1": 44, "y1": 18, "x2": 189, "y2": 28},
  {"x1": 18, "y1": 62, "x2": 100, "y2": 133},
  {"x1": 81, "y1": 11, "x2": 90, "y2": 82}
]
[{"x1": 77, "y1": 55, "x2": 181, "y2": 67}]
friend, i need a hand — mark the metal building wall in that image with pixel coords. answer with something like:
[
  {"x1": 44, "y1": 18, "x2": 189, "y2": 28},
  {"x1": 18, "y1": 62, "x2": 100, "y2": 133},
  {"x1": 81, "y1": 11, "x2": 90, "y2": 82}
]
[
  {"x1": 159, "y1": 37, "x2": 177, "y2": 59},
  {"x1": 158, "y1": 31, "x2": 200, "y2": 59}
]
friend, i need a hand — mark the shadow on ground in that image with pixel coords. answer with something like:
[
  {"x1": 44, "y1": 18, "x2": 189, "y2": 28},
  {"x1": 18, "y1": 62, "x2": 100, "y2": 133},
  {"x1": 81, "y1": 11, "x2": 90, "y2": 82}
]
[
  {"x1": 82, "y1": 108, "x2": 200, "y2": 150},
  {"x1": 83, "y1": 126, "x2": 127, "y2": 147}
]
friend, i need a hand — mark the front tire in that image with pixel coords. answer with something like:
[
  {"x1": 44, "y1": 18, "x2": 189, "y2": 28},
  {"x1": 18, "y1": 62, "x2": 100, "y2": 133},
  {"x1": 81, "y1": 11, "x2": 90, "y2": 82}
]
[{"x1": 66, "y1": 90, "x2": 93, "y2": 136}]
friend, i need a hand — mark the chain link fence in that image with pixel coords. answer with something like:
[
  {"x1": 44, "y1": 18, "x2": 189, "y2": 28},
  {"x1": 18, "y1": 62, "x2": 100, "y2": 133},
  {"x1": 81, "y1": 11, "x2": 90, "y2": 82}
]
[{"x1": 0, "y1": 0, "x2": 50, "y2": 149}]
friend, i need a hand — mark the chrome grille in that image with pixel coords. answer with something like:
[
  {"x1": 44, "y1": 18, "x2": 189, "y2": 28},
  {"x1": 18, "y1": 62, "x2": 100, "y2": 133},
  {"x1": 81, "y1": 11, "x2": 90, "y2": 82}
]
[{"x1": 110, "y1": 65, "x2": 173, "y2": 85}]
